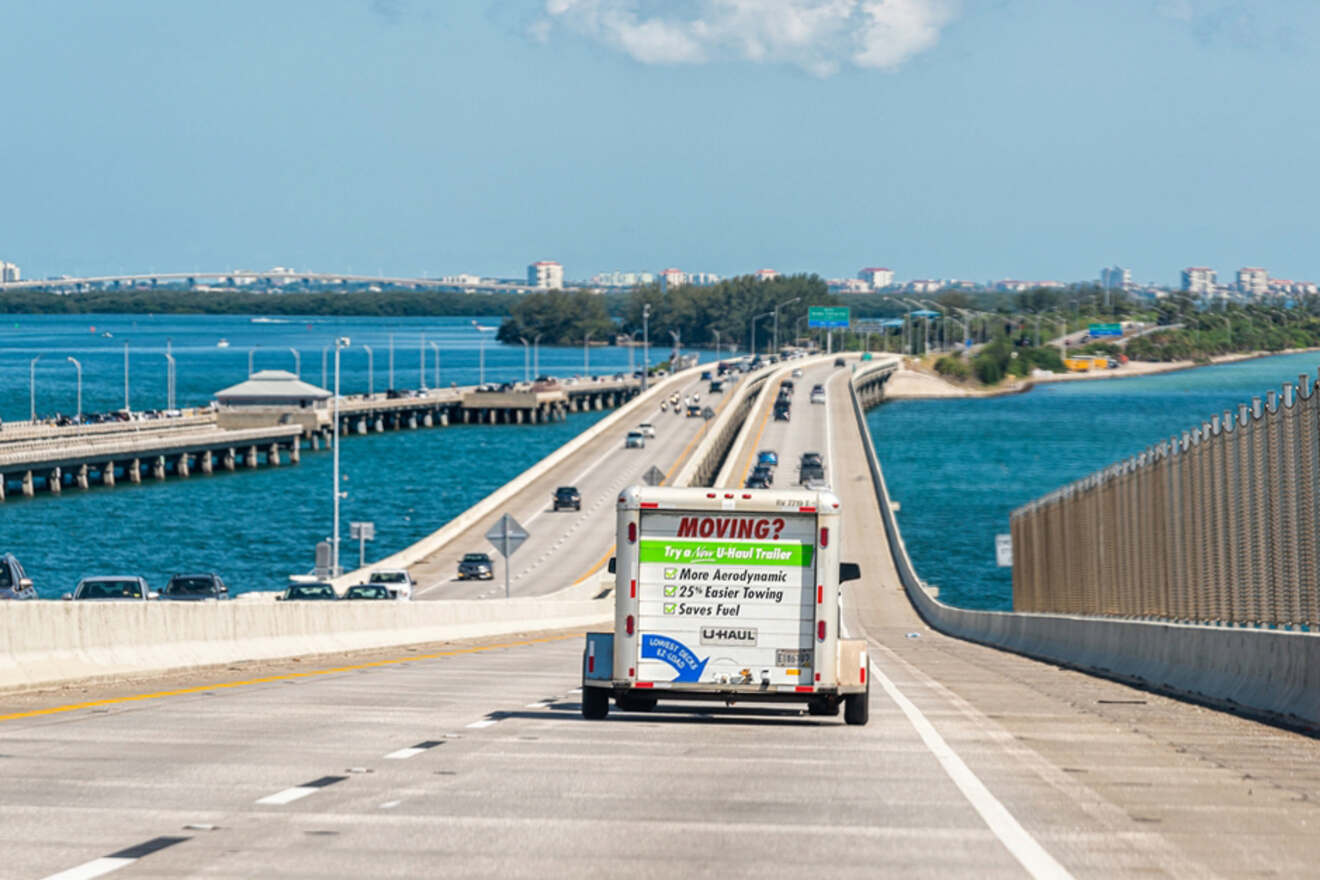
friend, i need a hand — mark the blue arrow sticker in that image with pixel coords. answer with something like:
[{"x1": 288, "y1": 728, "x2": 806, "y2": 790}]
[{"x1": 640, "y1": 634, "x2": 709, "y2": 683}]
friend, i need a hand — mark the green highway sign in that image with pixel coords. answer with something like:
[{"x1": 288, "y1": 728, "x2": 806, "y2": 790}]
[
  {"x1": 808, "y1": 306, "x2": 851, "y2": 328},
  {"x1": 1088, "y1": 323, "x2": 1122, "y2": 338}
]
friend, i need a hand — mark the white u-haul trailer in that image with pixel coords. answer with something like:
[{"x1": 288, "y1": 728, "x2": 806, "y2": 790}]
[{"x1": 582, "y1": 486, "x2": 869, "y2": 725}]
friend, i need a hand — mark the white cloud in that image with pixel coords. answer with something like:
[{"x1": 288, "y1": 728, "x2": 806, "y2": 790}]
[{"x1": 538, "y1": 0, "x2": 958, "y2": 75}]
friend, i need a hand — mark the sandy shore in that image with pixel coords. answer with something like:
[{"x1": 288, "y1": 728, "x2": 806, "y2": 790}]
[{"x1": 882, "y1": 349, "x2": 1319, "y2": 400}]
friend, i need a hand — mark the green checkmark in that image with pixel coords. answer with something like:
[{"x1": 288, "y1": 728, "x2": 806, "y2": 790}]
[
  {"x1": 663, "y1": 603, "x2": 676, "y2": 614},
  {"x1": 664, "y1": 584, "x2": 677, "y2": 596},
  {"x1": 664, "y1": 567, "x2": 678, "y2": 579}
]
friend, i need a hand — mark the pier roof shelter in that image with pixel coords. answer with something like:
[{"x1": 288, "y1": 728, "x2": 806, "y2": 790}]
[{"x1": 214, "y1": 370, "x2": 332, "y2": 409}]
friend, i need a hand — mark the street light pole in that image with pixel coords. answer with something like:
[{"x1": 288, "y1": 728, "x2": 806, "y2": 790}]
[
  {"x1": 123, "y1": 343, "x2": 130, "y2": 412},
  {"x1": 362, "y1": 345, "x2": 374, "y2": 398},
  {"x1": 66, "y1": 357, "x2": 82, "y2": 421},
  {"x1": 751, "y1": 312, "x2": 773, "y2": 357},
  {"x1": 163, "y1": 353, "x2": 176, "y2": 410},
  {"x1": 584, "y1": 331, "x2": 591, "y2": 376},
  {"x1": 429, "y1": 341, "x2": 440, "y2": 388},
  {"x1": 419, "y1": 335, "x2": 427, "y2": 390},
  {"x1": 332, "y1": 336, "x2": 350, "y2": 577},
  {"x1": 388, "y1": 334, "x2": 395, "y2": 391},
  {"x1": 712, "y1": 329, "x2": 720, "y2": 362},
  {"x1": 533, "y1": 334, "x2": 543, "y2": 379},
  {"x1": 29, "y1": 355, "x2": 40, "y2": 422},
  {"x1": 321, "y1": 346, "x2": 328, "y2": 388},
  {"x1": 668, "y1": 329, "x2": 681, "y2": 370},
  {"x1": 642, "y1": 304, "x2": 651, "y2": 391},
  {"x1": 289, "y1": 347, "x2": 300, "y2": 379},
  {"x1": 773, "y1": 296, "x2": 801, "y2": 355},
  {"x1": 519, "y1": 337, "x2": 530, "y2": 382}
]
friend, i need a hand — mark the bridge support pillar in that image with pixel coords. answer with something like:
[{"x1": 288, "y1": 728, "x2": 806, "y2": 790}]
[
  {"x1": 515, "y1": 410, "x2": 524, "y2": 424},
  {"x1": 310, "y1": 432, "x2": 320, "y2": 451},
  {"x1": 408, "y1": 413, "x2": 418, "y2": 429},
  {"x1": 223, "y1": 449, "x2": 236, "y2": 471},
  {"x1": 49, "y1": 467, "x2": 62, "y2": 494},
  {"x1": 76, "y1": 464, "x2": 90, "y2": 489},
  {"x1": 246, "y1": 446, "x2": 259, "y2": 468},
  {"x1": 289, "y1": 442, "x2": 300, "y2": 464},
  {"x1": 268, "y1": 443, "x2": 281, "y2": 466},
  {"x1": 103, "y1": 463, "x2": 116, "y2": 487},
  {"x1": 200, "y1": 451, "x2": 213, "y2": 474},
  {"x1": 356, "y1": 418, "x2": 367, "y2": 435},
  {"x1": 177, "y1": 454, "x2": 190, "y2": 478},
  {"x1": 375, "y1": 417, "x2": 385, "y2": 433},
  {"x1": 595, "y1": 396, "x2": 603, "y2": 411},
  {"x1": 439, "y1": 411, "x2": 449, "y2": 426},
  {"x1": 489, "y1": 409, "x2": 497, "y2": 425},
  {"x1": 423, "y1": 411, "x2": 433, "y2": 427},
  {"x1": 128, "y1": 458, "x2": 142, "y2": 483},
  {"x1": 462, "y1": 409, "x2": 471, "y2": 424},
  {"x1": 21, "y1": 470, "x2": 34, "y2": 498},
  {"x1": 0, "y1": 478, "x2": 5, "y2": 502},
  {"x1": 152, "y1": 456, "x2": 166, "y2": 481}
]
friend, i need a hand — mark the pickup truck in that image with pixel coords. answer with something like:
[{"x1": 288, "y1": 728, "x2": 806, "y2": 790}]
[{"x1": 582, "y1": 486, "x2": 869, "y2": 724}]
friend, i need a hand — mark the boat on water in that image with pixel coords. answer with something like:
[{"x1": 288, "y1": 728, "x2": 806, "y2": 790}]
[
  {"x1": 101, "y1": 331, "x2": 113, "y2": 338},
  {"x1": 250, "y1": 317, "x2": 288, "y2": 324},
  {"x1": 216, "y1": 339, "x2": 230, "y2": 348}
]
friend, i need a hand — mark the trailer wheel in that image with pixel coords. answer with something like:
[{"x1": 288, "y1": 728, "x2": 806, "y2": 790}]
[
  {"x1": 844, "y1": 683, "x2": 870, "y2": 726},
  {"x1": 807, "y1": 698, "x2": 839, "y2": 716},
  {"x1": 581, "y1": 686, "x2": 610, "y2": 719}
]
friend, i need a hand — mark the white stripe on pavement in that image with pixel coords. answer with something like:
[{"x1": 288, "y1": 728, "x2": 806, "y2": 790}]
[
  {"x1": 384, "y1": 746, "x2": 427, "y2": 760},
  {"x1": 255, "y1": 786, "x2": 318, "y2": 805},
  {"x1": 465, "y1": 719, "x2": 498, "y2": 728},
  {"x1": 40, "y1": 858, "x2": 135, "y2": 880},
  {"x1": 869, "y1": 659, "x2": 1074, "y2": 880}
]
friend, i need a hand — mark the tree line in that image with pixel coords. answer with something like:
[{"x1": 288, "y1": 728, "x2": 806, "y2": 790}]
[{"x1": 0, "y1": 288, "x2": 516, "y2": 316}]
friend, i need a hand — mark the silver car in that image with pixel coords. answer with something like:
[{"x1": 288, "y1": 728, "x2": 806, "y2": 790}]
[
  {"x1": 0, "y1": 554, "x2": 36, "y2": 600},
  {"x1": 66, "y1": 576, "x2": 156, "y2": 601}
]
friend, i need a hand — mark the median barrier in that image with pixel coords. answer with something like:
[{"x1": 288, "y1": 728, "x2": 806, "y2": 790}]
[
  {"x1": 332, "y1": 365, "x2": 704, "y2": 589},
  {"x1": 847, "y1": 365, "x2": 1320, "y2": 731},
  {"x1": 0, "y1": 597, "x2": 611, "y2": 691}
]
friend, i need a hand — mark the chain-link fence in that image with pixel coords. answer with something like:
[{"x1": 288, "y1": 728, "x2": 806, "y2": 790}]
[{"x1": 1012, "y1": 372, "x2": 1320, "y2": 628}]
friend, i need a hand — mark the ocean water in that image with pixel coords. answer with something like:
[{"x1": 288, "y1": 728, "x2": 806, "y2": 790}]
[
  {"x1": 0, "y1": 314, "x2": 712, "y2": 597},
  {"x1": 867, "y1": 352, "x2": 1320, "y2": 610}
]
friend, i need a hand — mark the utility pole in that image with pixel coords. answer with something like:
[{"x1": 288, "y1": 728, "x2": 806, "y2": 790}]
[
  {"x1": 642, "y1": 304, "x2": 651, "y2": 391},
  {"x1": 123, "y1": 343, "x2": 130, "y2": 412}
]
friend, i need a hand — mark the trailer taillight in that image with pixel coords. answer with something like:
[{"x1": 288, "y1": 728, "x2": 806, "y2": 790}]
[
  {"x1": 629, "y1": 579, "x2": 636, "y2": 598},
  {"x1": 819, "y1": 527, "x2": 829, "y2": 548},
  {"x1": 626, "y1": 615, "x2": 635, "y2": 635},
  {"x1": 627, "y1": 522, "x2": 637, "y2": 543},
  {"x1": 817, "y1": 585, "x2": 823, "y2": 604},
  {"x1": 817, "y1": 620, "x2": 826, "y2": 642}
]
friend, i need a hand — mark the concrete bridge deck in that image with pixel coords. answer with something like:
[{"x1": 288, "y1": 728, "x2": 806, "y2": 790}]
[{"x1": 1, "y1": 353, "x2": 1318, "y2": 877}]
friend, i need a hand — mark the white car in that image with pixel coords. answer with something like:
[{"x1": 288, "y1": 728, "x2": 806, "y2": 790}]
[
  {"x1": 637, "y1": 423, "x2": 656, "y2": 438},
  {"x1": 368, "y1": 569, "x2": 415, "y2": 600},
  {"x1": 810, "y1": 388, "x2": 826, "y2": 405},
  {"x1": 792, "y1": 368, "x2": 803, "y2": 378},
  {"x1": 625, "y1": 430, "x2": 646, "y2": 449}
]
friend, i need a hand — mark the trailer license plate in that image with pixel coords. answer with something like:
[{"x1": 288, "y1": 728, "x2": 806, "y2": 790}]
[{"x1": 776, "y1": 649, "x2": 812, "y2": 667}]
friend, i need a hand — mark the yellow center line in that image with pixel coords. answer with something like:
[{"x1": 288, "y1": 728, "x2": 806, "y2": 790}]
[{"x1": 0, "y1": 634, "x2": 578, "y2": 723}]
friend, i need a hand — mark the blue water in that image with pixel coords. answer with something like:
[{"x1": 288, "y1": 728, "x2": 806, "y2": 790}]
[
  {"x1": 868, "y1": 352, "x2": 1320, "y2": 610},
  {"x1": 0, "y1": 314, "x2": 712, "y2": 598}
]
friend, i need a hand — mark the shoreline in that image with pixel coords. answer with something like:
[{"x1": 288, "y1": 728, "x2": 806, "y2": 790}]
[{"x1": 881, "y1": 346, "x2": 1320, "y2": 401}]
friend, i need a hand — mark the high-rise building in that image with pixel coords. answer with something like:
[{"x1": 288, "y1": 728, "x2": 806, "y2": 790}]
[
  {"x1": 754, "y1": 268, "x2": 780, "y2": 281},
  {"x1": 1181, "y1": 267, "x2": 1217, "y2": 295},
  {"x1": 858, "y1": 267, "x2": 894, "y2": 289},
  {"x1": 1099, "y1": 266, "x2": 1131, "y2": 289},
  {"x1": 0, "y1": 261, "x2": 19, "y2": 283},
  {"x1": 659, "y1": 268, "x2": 686, "y2": 291},
  {"x1": 527, "y1": 261, "x2": 563, "y2": 289},
  {"x1": 1236, "y1": 267, "x2": 1268, "y2": 297}
]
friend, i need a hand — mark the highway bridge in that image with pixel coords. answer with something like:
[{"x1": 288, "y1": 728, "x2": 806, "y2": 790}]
[
  {"x1": 0, "y1": 269, "x2": 538, "y2": 294},
  {"x1": 2, "y1": 354, "x2": 1318, "y2": 877}
]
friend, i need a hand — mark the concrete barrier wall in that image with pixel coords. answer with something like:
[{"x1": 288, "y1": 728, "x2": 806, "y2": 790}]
[
  {"x1": 0, "y1": 598, "x2": 610, "y2": 691},
  {"x1": 848, "y1": 369, "x2": 1320, "y2": 731}
]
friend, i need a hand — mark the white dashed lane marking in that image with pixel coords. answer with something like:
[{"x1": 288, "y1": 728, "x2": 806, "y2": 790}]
[
  {"x1": 254, "y1": 775, "x2": 348, "y2": 806},
  {"x1": 465, "y1": 719, "x2": 498, "y2": 729},
  {"x1": 384, "y1": 740, "x2": 445, "y2": 760},
  {"x1": 41, "y1": 836, "x2": 190, "y2": 880}
]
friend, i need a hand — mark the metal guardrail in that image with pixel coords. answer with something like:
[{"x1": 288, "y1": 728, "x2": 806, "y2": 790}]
[
  {"x1": 0, "y1": 413, "x2": 216, "y2": 443},
  {"x1": 1011, "y1": 369, "x2": 1320, "y2": 629},
  {"x1": 0, "y1": 425, "x2": 301, "y2": 469}
]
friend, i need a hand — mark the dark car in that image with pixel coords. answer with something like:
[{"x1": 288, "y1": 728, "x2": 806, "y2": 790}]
[
  {"x1": 800, "y1": 451, "x2": 824, "y2": 469},
  {"x1": 553, "y1": 486, "x2": 582, "y2": 511},
  {"x1": 700, "y1": 370, "x2": 713, "y2": 381},
  {"x1": 834, "y1": 357, "x2": 847, "y2": 367},
  {"x1": 749, "y1": 464, "x2": 774, "y2": 485},
  {"x1": 279, "y1": 582, "x2": 337, "y2": 600},
  {"x1": 458, "y1": 552, "x2": 495, "y2": 580},
  {"x1": 780, "y1": 380, "x2": 795, "y2": 392},
  {"x1": 159, "y1": 572, "x2": 230, "y2": 601},
  {"x1": 0, "y1": 553, "x2": 36, "y2": 600},
  {"x1": 745, "y1": 472, "x2": 772, "y2": 489},
  {"x1": 800, "y1": 464, "x2": 826, "y2": 485},
  {"x1": 686, "y1": 405, "x2": 702, "y2": 417},
  {"x1": 773, "y1": 403, "x2": 791, "y2": 422},
  {"x1": 343, "y1": 584, "x2": 393, "y2": 600},
  {"x1": 709, "y1": 380, "x2": 724, "y2": 393}
]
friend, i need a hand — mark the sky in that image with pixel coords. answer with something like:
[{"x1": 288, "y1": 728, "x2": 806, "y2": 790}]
[{"x1": 2, "y1": 0, "x2": 1318, "y2": 286}]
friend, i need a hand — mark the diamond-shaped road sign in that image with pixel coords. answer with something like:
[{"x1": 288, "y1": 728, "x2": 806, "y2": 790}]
[
  {"x1": 702, "y1": 406, "x2": 716, "y2": 420},
  {"x1": 486, "y1": 513, "x2": 529, "y2": 557},
  {"x1": 643, "y1": 465, "x2": 666, "y2": 486}
]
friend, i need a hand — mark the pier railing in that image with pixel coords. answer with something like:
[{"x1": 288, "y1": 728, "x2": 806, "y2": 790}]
[{"x1": 1011, "y1": 369, "x2": 1320, "y2": 629}]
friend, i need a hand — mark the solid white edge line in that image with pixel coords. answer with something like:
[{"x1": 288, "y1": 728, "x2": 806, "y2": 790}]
[
  {"x1": 40, "y1": 856, "x2": 135, "y2": 880},
  {"x1": 869, "y1": 659, "x2": 1074, "y2": 880},
  {"x1": 384, "y1": 747, "x2": 426, "y2": 760},
  {"x1": 254, "y1": 786, "x2": 316, "y2": 805}
]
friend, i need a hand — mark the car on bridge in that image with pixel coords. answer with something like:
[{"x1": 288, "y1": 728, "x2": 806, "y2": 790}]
[
  {"x1": 800, "y1": 451, "x2": 824, "y2": 469},
  {"x1": 553, "y1": 486, "x2": 582, "y2": 511},
  {"x1": 834, "y1": 357, "x2": 847, "y2": 367},
  {"x1": 159, "y1": 573, "x2": 230, "y2": 601},
  {"x1": 745, "y1": 471, "x2": 772, "y2": 489},
  {"x1": 458, "y1": 552, "x2": 494, "y2": 580},
  {"x1": 792, "y1": 367, "x2": 803, "y2": 378},
  {"x1": 810, "y1": 384, "x2": 826, "y2": 404},
  {"x1": 636, "y1": 423, "x2": 656, "y2": 438},
  {"x1": 65, "y1": 576, "x2": 155, "y2": 601},
  {"x1": 773, "y1": 401, "x2": 791, "y2": 421},
  {"x1": 367, "y1": 569, "x2": 415, "y2": 599},
  {"x1": 0, "y1": 554, "x2": 36, "y2": 600},
  {"x1": 625, "y1": 430, "x2": 646, "y2": 448},
  {"x1": 278, "y1": 582, "x2": 337, "y2": 600},
  {"x1": 708, "y1": 379, "x2": 724, "y2": 393},
  {"x1": 757, "y1": 450, "x2": 778, "y2": 467},
  {"x1": 343, "y1": 584, "x2": 394, "y2": 600}
]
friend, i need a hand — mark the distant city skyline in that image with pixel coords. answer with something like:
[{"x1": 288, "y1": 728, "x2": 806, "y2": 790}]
[{"x1": 4, "y1": 2, "x2": 1320, "y2": 285}]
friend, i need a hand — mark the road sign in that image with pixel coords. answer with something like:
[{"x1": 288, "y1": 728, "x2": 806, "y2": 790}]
[
  {"x1": 350, "y1": 521, "x2": 376, "y2": 568},
  {"x1": 486, "y1": 513, "x2": 530, "y2": 599},
  {"x1": 995, "y1": 533, "x2": 1013, "y2": 567},
  {"x1": 643, "y1": 466, "x2": 666, "y2": 486},
  {"x1": 1088, "y1": 323, "x2": 1122, "y2": 338},
  {"x1": 702, "y1": 406, "x2": 715, "y2": 420},
  {"x1": 808, "y1": 306, "x2": 851, "y2": 328}
]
